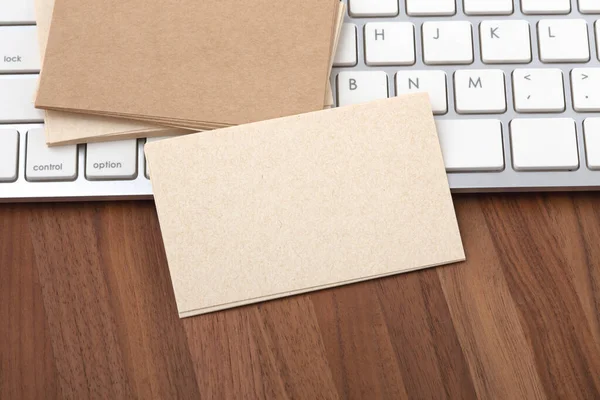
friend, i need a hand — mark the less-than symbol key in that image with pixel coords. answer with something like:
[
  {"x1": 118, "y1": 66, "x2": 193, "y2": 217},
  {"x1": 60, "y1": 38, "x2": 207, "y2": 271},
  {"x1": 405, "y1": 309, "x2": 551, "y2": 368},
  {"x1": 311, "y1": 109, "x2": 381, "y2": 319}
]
[
  {"x1": 513, "y1": 69, "x2": 565, "y2": 113},
  {"x1": 524, "y1": 75, "x2": 531, "y2": 99}
]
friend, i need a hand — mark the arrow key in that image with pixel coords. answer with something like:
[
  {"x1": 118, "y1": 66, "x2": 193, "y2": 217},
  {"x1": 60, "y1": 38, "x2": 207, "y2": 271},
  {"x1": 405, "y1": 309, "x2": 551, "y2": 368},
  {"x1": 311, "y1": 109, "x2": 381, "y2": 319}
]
[
  {"x1": 571, "y1": 68, "x2": 600, "y2": 112},
  {"x1": 513, "y1": 68, "x2": 565, "y2": 113}
]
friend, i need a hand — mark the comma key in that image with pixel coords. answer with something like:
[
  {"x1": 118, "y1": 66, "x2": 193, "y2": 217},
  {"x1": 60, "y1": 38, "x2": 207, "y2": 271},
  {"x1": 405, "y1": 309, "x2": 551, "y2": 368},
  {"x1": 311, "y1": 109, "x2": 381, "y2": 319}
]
[{"x1": 26, "y1": 128, "x2": 77, "y2": 182}]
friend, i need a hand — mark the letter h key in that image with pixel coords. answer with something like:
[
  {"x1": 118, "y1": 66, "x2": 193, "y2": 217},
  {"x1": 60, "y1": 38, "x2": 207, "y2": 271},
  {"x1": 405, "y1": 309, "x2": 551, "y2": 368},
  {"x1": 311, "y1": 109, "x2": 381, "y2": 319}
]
[{"x1": 364, "y1": 22, "x2": 415, "y2": 66}]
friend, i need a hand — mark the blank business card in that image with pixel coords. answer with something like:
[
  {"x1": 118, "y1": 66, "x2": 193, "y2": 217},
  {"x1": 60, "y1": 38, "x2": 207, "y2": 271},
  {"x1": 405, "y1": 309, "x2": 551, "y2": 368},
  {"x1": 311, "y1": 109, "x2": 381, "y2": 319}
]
[{"x1": 145, "y1": 94, "x2": 465, "y2": 318}]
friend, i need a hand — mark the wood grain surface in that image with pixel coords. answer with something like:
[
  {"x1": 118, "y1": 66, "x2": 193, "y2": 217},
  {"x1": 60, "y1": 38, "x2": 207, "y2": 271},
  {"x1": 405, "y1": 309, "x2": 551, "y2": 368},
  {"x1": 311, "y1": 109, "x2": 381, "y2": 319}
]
[{"x1": 1, "y1": 194, "x2": 599, "y2": 399}]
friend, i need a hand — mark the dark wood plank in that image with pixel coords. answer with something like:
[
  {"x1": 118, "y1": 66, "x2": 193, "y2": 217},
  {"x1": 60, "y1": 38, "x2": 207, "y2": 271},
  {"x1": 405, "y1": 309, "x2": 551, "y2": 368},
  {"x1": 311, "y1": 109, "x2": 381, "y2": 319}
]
[
  {"x1": 26, "y1": 202, "x2": 200, "y2": 399},
  {"x1": 439, "y1": 196, "x2": 547, "y2": 399},
  {"x1": 0, "y1": 205, "x2": 59, "y2": 400},
  {"x1": 184, "y1": 297, "x2": 339, "y2": 399},
  {"x1": 311, "y1": 283, "x2": 410, "y2": 400},
  {"x1": 479, "y1": 194, "x2": 600, "y2": 399},
  {"x1": 1, "y1": 193, "x2": 600, "y2": 399}
]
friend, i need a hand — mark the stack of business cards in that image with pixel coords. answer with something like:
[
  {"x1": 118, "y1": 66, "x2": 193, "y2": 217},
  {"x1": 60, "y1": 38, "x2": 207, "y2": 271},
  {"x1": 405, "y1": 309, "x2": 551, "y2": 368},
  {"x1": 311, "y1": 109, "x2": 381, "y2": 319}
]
[{"x1": 34, "y1": 0, "x2": 343, "y2": 145}]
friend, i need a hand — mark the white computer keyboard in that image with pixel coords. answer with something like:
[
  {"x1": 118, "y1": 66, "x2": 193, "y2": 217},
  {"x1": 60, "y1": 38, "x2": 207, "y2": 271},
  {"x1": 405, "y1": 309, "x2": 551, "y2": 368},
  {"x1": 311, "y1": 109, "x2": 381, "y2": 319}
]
[{"x1": 2, "y1": 0, "x2": 600, "y2": 202}]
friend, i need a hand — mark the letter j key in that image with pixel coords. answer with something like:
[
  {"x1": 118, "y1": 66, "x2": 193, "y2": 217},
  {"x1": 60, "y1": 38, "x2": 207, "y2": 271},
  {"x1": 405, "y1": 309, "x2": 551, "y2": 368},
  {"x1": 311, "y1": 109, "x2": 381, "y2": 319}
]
[{"x1": 422, "y1": 22, "x2": 473, "y2": 65}]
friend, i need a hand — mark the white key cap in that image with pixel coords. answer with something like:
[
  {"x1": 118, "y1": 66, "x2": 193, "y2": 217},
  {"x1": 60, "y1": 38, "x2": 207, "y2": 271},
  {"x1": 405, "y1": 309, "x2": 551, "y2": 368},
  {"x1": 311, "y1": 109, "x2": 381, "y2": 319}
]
[
  {"x1": 365, "y1": 22, "x2": 415, "y2": 66},
  {"x1": 436, "y1": 119, "x2": 504, "y2": 172},
  {"x1": 0, "y1": 0, "x2": 35, "y2": 24},
  {"x1": 0, "y1": 130, "x2": 19, "y2": 182},
  {"x1": 349, "y1": 0, "x2": 398, "y2": 17},
  {"x1": 513, "y1": 69, "x2": 565, "y2": 113},
  {"x1": 583, "y1": 118, "x2": 600, "y2": 169},
  {"x1": 333, "y1": 24, "x2": 358, "y2": 67},
  {"x1": 572, "y1": 68, "x2": 600, "y2": 112},
  {"x1": 0, "y1": 75, "x2": 44, "y2": 123},
  {"x1": 464, "y1": 0, "x2": 513, "y2": 15},
  {"x1": 395, "y1": 70, "x2": 447, "y2": 114},
  {"x1": 406, "y1": 0, "x2": 455, "y2": 16},
  {"x1": 480, "y1": 20, "x2": 531, "y2": 64},
  {"x1": 423, "y1": 22, "x2": 473, "y2": 65},
  {"x1": 337, "y1": 71, "x2": 388, "y2": 106},
  {"x1": 521, "y1": 0, "x2": 571, "y2": 14},
  {"x1": 454, "y1": 70, "x2": 506, "y2": 114},
  {"x1": 26, "y1": 128, "x2": 77, "y2": 181},
  {"x1": 86, "y1": 140, "x2": 137, "y2": 180},
  {"x1": 511, "y1": 118, "x2": 579, "y2": 171},
  {"x1": 579, "y1": 0, "x2": 600, "y2": 13},
  {"x1": 596, "y1": 21, "x2": 600, "y2": 59},
  {"x1": 0, "y1": 26, "x2": 39, "y2": 73},
  {"x1": 538, "y1": 20, "x2": 590, "y2": 63},
  {"x1": 145, "y1": 137, "x2": 169, "y2": 179}
]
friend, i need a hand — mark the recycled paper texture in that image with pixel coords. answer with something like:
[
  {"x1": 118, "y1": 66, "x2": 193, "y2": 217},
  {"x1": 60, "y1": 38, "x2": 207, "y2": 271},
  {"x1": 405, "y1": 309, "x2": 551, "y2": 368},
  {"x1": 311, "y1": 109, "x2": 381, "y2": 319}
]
[
  {"x1": 146, "y1": 94, "x2": 465, "y2": 318},
  {"x1": 34, "y1": 0, "x2": 186, "y2": 146},
  {"x1": 36, "y1": 0, "x2": 339, "y2": 128}
]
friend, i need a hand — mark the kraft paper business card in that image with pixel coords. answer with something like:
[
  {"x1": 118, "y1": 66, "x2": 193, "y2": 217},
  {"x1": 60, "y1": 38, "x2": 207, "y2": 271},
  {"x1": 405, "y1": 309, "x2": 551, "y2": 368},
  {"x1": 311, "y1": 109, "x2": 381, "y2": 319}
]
[
  {"x1": 35, "y1": 0, "x2": 340, "y2": 129},
  {"x1": 33, "y1": 0, "x2": 188, "y2": 146},
  {"x1": 145, "y1": 94, "x2": 465, "y2": 318}
]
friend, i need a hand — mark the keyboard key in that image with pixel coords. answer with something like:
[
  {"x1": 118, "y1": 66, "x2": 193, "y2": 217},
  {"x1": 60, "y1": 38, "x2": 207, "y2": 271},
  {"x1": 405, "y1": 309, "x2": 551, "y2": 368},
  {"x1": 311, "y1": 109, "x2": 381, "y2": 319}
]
[
  {"x1": 538, "y1": 19, "x2": 590, "y2": 63},
  {"x1": 480, "y1": 20, "x2": 531, "y2": 64},
  {"x1": 579, "y1": 0, "x2": 600, "y2": 13},
  {"x1": 86, "y1": 140, "x2": 137, "y2": 180},
  {"x1": 464, "y1": 0, "x2": 513, "y2": 15},
  {"x1": 436, "y1": 119, "x2": 504, "y2": 172},
  {"x1": 572, "y1": 68, "x2": 600, "y2": 112},
  {"x1": 454, "y1": 69, "x2": 506, "y2": 114},
  {"x1": 596, "y1": 21, "x2": 600, "y2": 60},
  {"x1": 333, "y1": 24, "x2": 357, "y2": 67},
  {"x1": 0, "y1": 26, "x2": 40, "y2": 73},
  {"x1": 406, "y1": 0, "x2": 455, "y2": 16},
  {"x1": 511, "y1": 118, "x2": 578, "y2": 171},
  {"x1": 0, "y1": 130, "x2": 19, "y2": 182},
  {"x1": 395, "y1": 70, "x2": 447, "y2": 114},
  {"x1": 521, "y1": 0, "x2": 571, "y2": 14},
  {"x1": 0, "y1": 75, "x2": 44, "y2": 123},
  {"x1": 584, "y1": 119, "x2": 600, "y2": 169},
  {"x1": 349, "y1": 0, "x2": 398, "y2": 17},
  {"x1": 337, "y1": 71, "x2": 388, "y2": 106},
  {"x1": 364, "y1": 22, "x2": 415, "y2": 66},
  {"x1": 422, "y1": 21, "x2": 473, "y2": 65},
  {"x1": 0, "y1": 0, "x2": 35, "y2": 24},
  {"x1": 26, "y1": 128, "x2": 77, "y2": 181},
  {"x1": 513, "y1": 69, "x2": 565, "y2": 113}
]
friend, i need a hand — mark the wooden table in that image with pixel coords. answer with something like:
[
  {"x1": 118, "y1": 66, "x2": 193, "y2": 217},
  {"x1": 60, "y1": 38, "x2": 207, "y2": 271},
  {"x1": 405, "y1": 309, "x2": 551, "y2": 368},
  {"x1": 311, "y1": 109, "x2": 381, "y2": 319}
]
[{"x1": 2, "y1": 194, "x2": 600, "y2": 399}]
